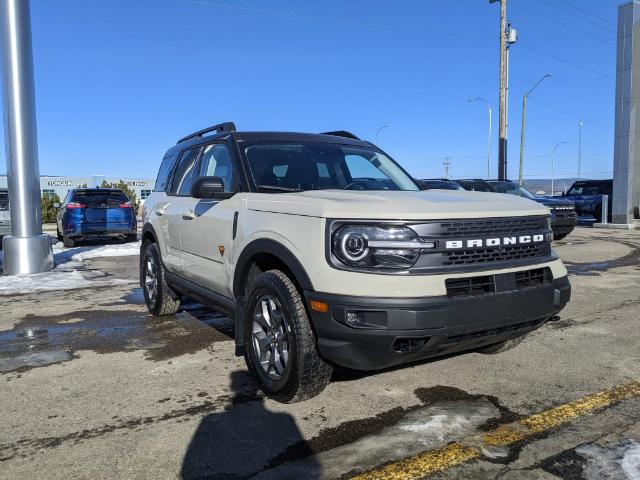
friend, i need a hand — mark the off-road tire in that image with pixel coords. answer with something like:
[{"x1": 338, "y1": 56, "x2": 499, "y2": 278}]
[
  {"x1": 553, "y1": 232, "x2": 568, "y2": 241},
  {"x1": 478, "y1": 335, "x2": 526, "y2": 354},
  {"x1": 244, "y1": 269, "x2": 332, "y2": 403},
  {"x1": 63, "y1": 235, "x2": 75, "y2": 248},
  {"x1": 141, "y1": 241, "x2": 181, "y2": 316},
  {"x1": 56, "y1": 227, "x2": 63, "y2": 242}
]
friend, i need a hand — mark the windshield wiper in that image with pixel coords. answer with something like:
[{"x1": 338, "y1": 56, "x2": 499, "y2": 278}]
[{"x1": 257, "y1": 185, "x2": 304, "y2": 192}]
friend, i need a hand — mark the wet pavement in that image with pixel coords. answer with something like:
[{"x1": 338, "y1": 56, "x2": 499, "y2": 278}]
[{"x1": 0, "y1": 228, "x2": 639, "y2": 479}]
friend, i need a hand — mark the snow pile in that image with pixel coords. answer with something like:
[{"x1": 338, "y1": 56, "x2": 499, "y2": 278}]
[
  {"x1": 254, "y1": 398, "x2": 499, "y2": 480},
  {"x1": 0, "y1": 239, "x2": 140, "y2": 295},
  {"x1": 577, "y1": 439, "x2": 640, "y2": 480}
]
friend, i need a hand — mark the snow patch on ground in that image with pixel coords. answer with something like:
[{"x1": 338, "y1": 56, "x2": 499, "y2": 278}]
[
  {"x1": 577, "y1": 439, "x2": 640, "y2": 480},
  {"x1": 0, "y1": 239, "x2": 140, "y2": 295},
  {"x1": 255, "y1": 398, "x2": 499, "y2": 480}
]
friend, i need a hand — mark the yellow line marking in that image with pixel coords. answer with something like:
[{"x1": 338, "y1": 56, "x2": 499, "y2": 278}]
[{"x1": 351, "y1": 380, "x2": 640, "y2": 480}]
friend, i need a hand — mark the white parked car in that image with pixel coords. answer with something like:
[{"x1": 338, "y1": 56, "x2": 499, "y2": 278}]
[{"x1": 141, "y1": 123, "x2": 571, "y2": 402}]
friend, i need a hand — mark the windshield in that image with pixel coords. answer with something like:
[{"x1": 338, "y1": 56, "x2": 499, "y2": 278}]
[
  {"x1": 244, "y1": 143, "x2": 419, "y2": 192},
  {"x1": 567, "y1": 184, "x2": 601, "y2": 196},
  {"x1": 0, "y1": 191, "x2": 8, "y2": 211},
  {"x1": 488, "y1": 182, "x2": 536, "y2": 199},
  {"x1": 73, "y1": 190, "x2": 128, "y2": 206}
]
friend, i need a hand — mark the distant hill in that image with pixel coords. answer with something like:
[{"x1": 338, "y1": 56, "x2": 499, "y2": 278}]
[{"x1": 523, "y1": 178, "x2": 590, "y2": 196}]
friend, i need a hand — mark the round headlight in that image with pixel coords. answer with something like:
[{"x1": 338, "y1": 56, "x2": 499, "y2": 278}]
[
  {"x1": 341, "y1": 231, "x2": 369, "y2": 261},
  {"x1": 331, "y1": 224, "x2": 423, "y2": 269}
]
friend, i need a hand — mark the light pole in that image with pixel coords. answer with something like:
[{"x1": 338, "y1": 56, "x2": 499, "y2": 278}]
[
  {"x1": 552, "y1": 141, "x2": 568, "y2": 196},
  {"x1": 375, "y1": 125, "x2": 389, "y2": 143},
  {"x1": 0, "y1": 0, "x2": 53, "y2": 274},
  {"x1": 518, "y1": 73, "x2": 552, "y2": 185},
  {"x1": 577, "y1": 119, "x2": 583, "y2": 178},
  {"x1": 468, "y1": 98, "x2": 492, "y2": 178}
]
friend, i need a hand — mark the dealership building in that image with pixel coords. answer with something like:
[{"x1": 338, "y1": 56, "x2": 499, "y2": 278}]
[{"x1": 0, "y1": 175, "x2": 156, "y2": 202}]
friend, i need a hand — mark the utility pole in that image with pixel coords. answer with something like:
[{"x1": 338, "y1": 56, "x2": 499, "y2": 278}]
[
  {"x1": 518, "y1": 74, "x2": 552, "y2": 185},
  {"x1": 443, "y1": 158, "x2": 452, "y2": 179},
  {"x1": 577, "y1": 119, "x2": 583, "y2": 178},
  {"x1": 0, "y1": 0, "x2": 53, "y2": 274},
  {"x1": 490, "y1": 0, "x2": 508, "y2": 180}
]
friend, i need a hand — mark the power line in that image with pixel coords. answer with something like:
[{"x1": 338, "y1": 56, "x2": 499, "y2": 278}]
[
  {"x1": 175, "y1": 0, "x2": 381, "y2": 28},
  {"x1": 527, "y1": 96, "x2": 611, "y2": 131},
  {"x1": 518, "y1": 44, "x2": 614, "y2": 79},
  {"x1": 535, "y1": 0, "x2": 616, "y2": 34},
  {"x1": 555, "y1": 0, "x2": 616, "y2": 27},
  {"x1": 510, "y1": 0, "x2": 615, "y2": 46}
]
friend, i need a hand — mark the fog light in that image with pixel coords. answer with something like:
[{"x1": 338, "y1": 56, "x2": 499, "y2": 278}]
[{"x1": 346, "y1": 311, "x2": 360, "y2": 326}]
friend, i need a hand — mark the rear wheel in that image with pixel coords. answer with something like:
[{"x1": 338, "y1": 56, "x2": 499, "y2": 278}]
[
  {"x1": 141, "y1": 241, "x2": 180, "y2": 316},
  {"x1": 63, "y1": 235, "x2": 75, "y2": 248},
  {"x1": 244, "y1": 269, "x2": 332, "y2": 403},
  {"x1": 56, "y1": 227, "x2": 63, "y2": 242},
  {"x1": 478, "y1": 335, "x2": 526, "y2": 354}
]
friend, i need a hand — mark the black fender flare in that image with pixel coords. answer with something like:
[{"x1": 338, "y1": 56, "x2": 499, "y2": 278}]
[
  {"x1": 233, "y1": 238, "x2": 314, "y2": 297},
  {"x1": 141, "y1": 222, "x2": 158, "y2": 243}
]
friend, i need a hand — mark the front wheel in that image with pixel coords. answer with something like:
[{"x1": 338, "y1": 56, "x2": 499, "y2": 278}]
[
  {"x1": 553, "y1": 232, "x2": 569, "y2": 241},
  {"x1": 244, "y1": 270, "x2": 332, "y2": 403},
  {"x1": 141, "y1": 241, "x2": 181, "y2": 316}
]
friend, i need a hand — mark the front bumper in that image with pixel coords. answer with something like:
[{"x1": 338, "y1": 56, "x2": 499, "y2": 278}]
[
  {"x1": 550, "y1": 214, "x2": 577, "y2": 236},
  {"x1": 305, "y1": 275, "x2": 570, "y2": 371}
]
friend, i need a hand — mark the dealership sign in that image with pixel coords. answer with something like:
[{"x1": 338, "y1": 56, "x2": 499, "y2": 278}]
[{"x1": 47, "y1": 180, "x2": 74, "y2": 186}]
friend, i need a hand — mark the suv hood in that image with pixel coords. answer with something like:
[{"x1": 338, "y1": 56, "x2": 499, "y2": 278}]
[{"x1": 246, "y1": 190, "x2": 548, "y2": 219}]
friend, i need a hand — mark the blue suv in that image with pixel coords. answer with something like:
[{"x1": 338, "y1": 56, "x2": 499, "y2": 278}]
[
  {"x1": 56, "y1": 188, "x2": 137, "y2": 247},
  {"x1": 563, "y1": 179, "x2": 613, "y2": 222}
]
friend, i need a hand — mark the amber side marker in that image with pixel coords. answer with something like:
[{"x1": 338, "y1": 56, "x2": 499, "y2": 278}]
[
  {"x1": 310, "y1": 300, "x2": 329, "y2": 313},
  {"x1": 351, "y1": 380, "x2": 640, "y2": 480}
]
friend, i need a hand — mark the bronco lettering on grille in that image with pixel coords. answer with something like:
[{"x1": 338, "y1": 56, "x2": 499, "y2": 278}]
[{"x1": 445, "y1": 234, "x2": 545, "y2": 250}]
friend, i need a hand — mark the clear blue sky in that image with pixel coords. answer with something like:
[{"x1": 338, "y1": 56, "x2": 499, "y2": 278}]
[{"x1": 0, "y1": 0, "x2": 620, "y2": 181}]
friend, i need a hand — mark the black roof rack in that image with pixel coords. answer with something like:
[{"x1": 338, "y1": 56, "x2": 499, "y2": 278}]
[
  {"x1": 177, "y1": 122, "x2": 236, "y2": 144},
  {"x1": 320, "y1": 130, "x2": 360, "y2": 140}
]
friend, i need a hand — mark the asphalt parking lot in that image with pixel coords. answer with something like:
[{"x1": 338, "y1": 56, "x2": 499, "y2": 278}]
[{"x1": 0, "y1": 227, "x2": 639, "y2": 480}]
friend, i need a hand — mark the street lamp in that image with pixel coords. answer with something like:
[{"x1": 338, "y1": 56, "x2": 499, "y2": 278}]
[
  {"x1": 552, "y1": 141, "x2": 568, "y2": 196},
  {"x1": 518, "y1": 74, "x2": 552, "y2": 185},
  {"x1": 375, "y1": 125, "x2": 389, "y2": 143},
  {"x1": 468, "y1": 97, "x2": 492, "y2": 178}
]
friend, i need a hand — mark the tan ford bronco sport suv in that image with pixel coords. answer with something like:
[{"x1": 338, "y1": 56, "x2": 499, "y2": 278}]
[{"x1": 141, "y1": 122, "x2": 571, "y2": 402}]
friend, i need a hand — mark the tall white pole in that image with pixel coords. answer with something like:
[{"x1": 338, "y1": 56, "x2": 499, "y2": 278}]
[
  {"x1": 0, "y1": 0, "x2": 53, "y2": 274},
  {"x1": 552, "y1": 141, "x2": 568, "y2": 197}
]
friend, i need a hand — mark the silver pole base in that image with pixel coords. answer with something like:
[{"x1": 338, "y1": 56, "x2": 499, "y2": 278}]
[{"x1": 2, "y1": 234, "x2": 54, "y2": 275}]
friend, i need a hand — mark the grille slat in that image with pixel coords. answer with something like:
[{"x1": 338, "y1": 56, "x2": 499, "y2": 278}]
[
  {"x1": 443, "y1": 243, "x2": 550, "y2": 266},
  {"x1": 437, "y1": 216, "x2": 548, "y2": 238}
]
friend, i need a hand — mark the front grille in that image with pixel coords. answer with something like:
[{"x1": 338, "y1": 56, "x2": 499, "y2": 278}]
[
  {"x1": 443, "y1": 242, "x2": 551, "y2": 266},
  {"x1": 515, "y1": 267, "x2": 551, "y2": 289},
  {"x1": 438, "y1": 216, "x2": 548, "y2": 238},
  {"x1": 445, "y1": 275, "x2": 495, "y2": 297},
  {"x1": 445, "y1": 267, "x2": 553, "y2": 298}
]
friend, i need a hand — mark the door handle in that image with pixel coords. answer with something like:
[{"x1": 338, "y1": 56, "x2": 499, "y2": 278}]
[{"x1": 182, "y1": 210, "x2": 197, "y2": 220}]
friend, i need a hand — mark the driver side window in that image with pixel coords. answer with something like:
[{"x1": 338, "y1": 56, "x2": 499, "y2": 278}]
[{"x1": 199, "y1": 143, "x2": 235, "y2": 193}]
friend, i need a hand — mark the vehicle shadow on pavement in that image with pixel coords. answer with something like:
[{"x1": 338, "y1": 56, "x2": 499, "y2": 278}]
[{"x1": 181, "y1": 371, "x2": 321, "y2": 479}]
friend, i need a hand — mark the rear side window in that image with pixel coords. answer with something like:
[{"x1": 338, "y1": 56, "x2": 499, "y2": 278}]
[
  {"x1": 169, "y1": 147, "x2": 201, "y2": 196},
  {"x1": 154, "y1": 154, "x2": 177, "y2": 192},
  {"x1": 73, "y1": 190, "x2": 128, "y2": 205}
]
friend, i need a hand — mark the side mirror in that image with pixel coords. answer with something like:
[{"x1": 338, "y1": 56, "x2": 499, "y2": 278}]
[
  {"x1": 53, "y1": 202, "x2": 60, "y2": 208},
  {"x1": 191, "y1": 176, "x2": 225, "y2": 199}
]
